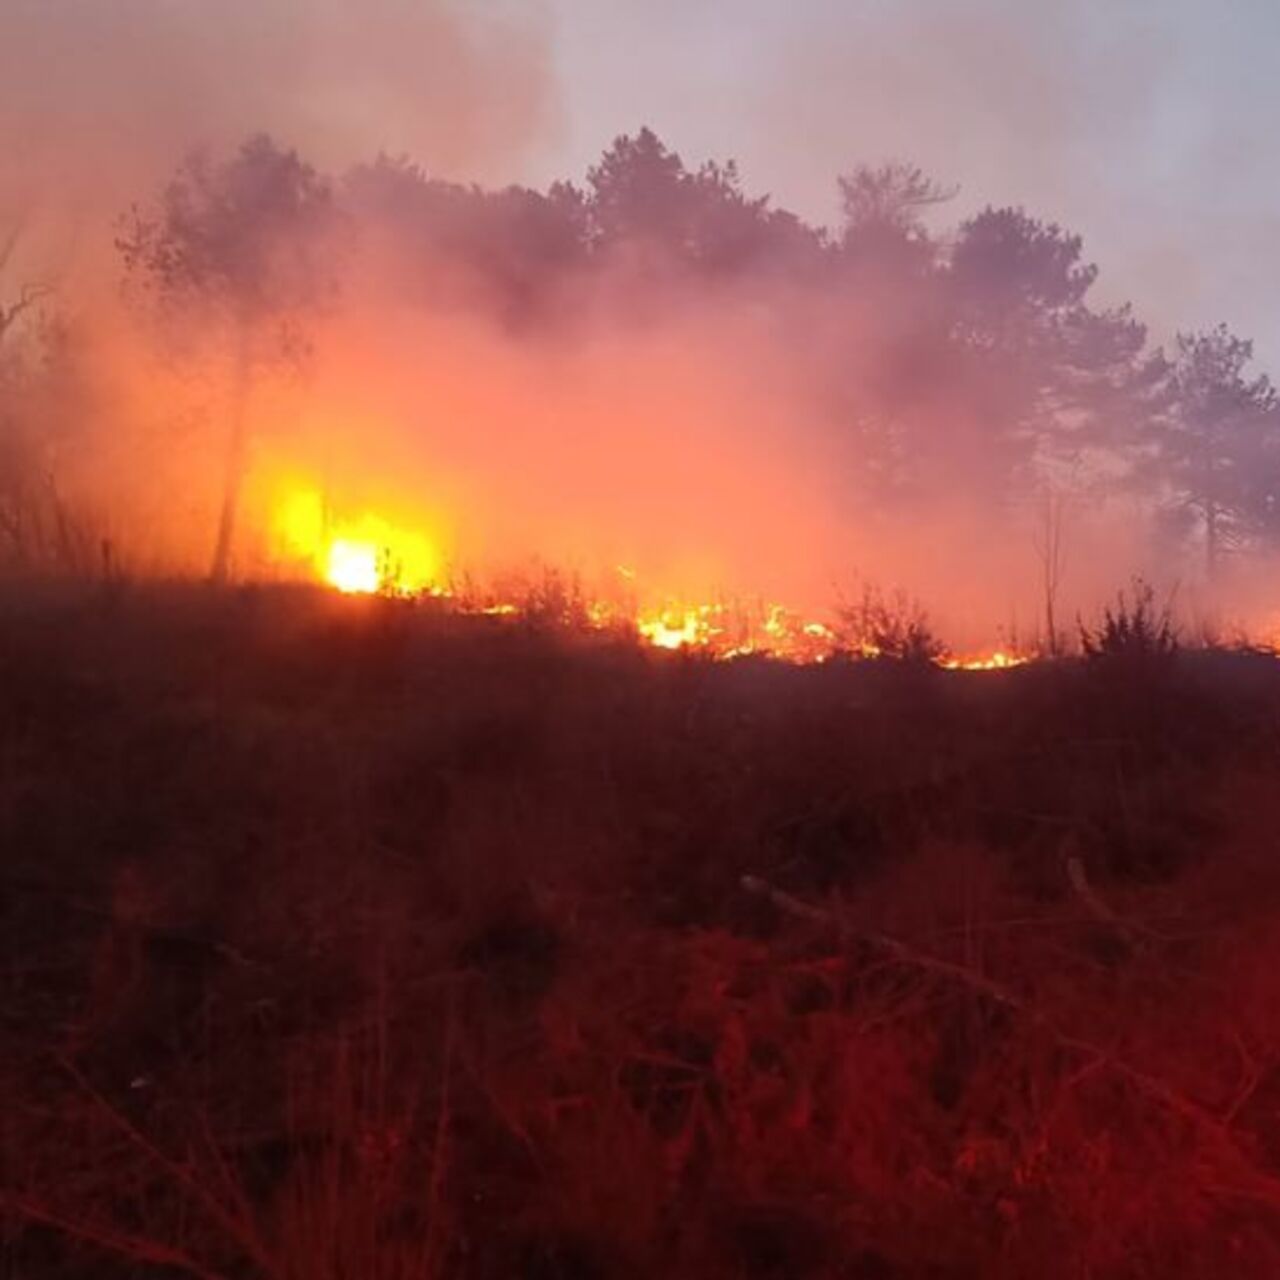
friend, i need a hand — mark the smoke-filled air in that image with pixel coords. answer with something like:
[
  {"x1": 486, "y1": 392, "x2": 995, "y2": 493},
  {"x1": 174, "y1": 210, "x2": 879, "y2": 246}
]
[
  {"x1": 15, "y1": 8, "x2": 1280, "y2": 1280},
  {"x1": 3, "y1": 0, "x2": 1280, "y2": 658}
]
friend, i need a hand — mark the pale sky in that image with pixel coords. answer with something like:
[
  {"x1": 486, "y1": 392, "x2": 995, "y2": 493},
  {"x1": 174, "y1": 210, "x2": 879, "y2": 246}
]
[{"x1": 534, "y1": 0, "x2": 1280, "y2": 369}]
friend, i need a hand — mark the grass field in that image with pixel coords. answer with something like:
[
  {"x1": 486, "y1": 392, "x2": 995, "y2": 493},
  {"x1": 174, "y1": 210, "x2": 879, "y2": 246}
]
[{"x1": 4, "y1": 582, "x2": 1280, "y2": 1277}]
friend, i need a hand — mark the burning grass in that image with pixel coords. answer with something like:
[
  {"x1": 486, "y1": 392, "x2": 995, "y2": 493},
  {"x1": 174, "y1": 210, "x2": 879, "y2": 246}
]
[
  {"x1": 3, "y1": 582, "x2": 1280, "y2": 1277},
  {"x1": 256, "y1": 484, "x2": 1034, "y2": 671}
]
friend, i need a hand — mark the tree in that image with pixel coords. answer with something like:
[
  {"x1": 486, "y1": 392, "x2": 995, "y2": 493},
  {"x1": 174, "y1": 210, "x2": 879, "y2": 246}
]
[
  {"x1": 0, "y1": 220, "x2": 53, "y2": 351},
  {"x1": 586, "y1": 128, "x2": 691, "y2": 253},
  {"x1": 0, "y1": 221, "x2": 66, "y2": 573},
  {"x1": 824, "y1": 164, "x2": 954, "y2": 499},
  {"x1": 119, "y1": 136, "x2": 336, "y2": 582},
  {"x1": 344, "y1": 156, "x2": 591, "y2": 323},
  {"x1": 684, "y1": 158, "x2": 820, "y2": 276},
  {"x1": 1149, "y1": 325, "x2": 1280, "y2": 578},
  {"x1": 837, "y1": 161, "x2": 953, "y2": 280},
  {"x1": 944, "y1": 207, "x2": 1156, "y2": 490},
  {"x1": 585, "y1": 128, "x2": 819, "y2": 277}
]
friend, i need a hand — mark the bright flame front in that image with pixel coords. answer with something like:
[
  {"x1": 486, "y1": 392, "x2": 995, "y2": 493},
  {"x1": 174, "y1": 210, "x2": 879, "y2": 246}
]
[
  {"x1": 273, "y1": 487, "x2": 443, "y2": 597},
  {"x1": 268, "y1": 485, "x2": 1036, "y2": 669},
  {"x1": 326, "y1": 539, "x2": 380, "y2": 594}
]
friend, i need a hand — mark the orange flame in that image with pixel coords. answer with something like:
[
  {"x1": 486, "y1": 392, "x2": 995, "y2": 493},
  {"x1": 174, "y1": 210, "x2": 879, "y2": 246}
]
[
  {"x1": 273, "y1": 487, "x2": 443, "y2": 596},
  {"x1": 268, "y1": 485, "x2": 1034, "y2": 668}
]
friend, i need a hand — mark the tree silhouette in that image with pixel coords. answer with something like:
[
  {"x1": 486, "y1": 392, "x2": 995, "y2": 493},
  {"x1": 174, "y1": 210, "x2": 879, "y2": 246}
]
[
  {"x1": 91, "y1": 126, "x2": 1280, "y2": 594},
  {"x1": 586, "y1": 128, "x2": 691, "y2": 253},
  {"x1": 945, "y1": 207, "x2": 1155, "y2": 488},
  {"x1": 344, "y1": 156, "x2": 589, "y2": 323},
  {"x1": 1150, "y1": 325, "x2": 1280, "y2": 577},
  {"x1": 838, "y1": 161, "x2": 953, "y2": 282},
  {"x1": 585, "y1": 128, "x2": 818, "y2": 277},
  {"x1": 119, "y1": 136, "x2": 336, "y2": 582},
  {"x1": 0, "y1": 221, "x2": 53, "y2": 351}
]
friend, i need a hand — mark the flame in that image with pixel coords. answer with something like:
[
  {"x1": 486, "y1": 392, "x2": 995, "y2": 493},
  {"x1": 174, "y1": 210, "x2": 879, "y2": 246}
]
[
  {"x1": 637, "y1": 605, "x2": 721, "y2": 651},
  {"x1": 273, "y1": 487, "x2": 442, "y2": 596},
  {"x1": 939, "y1": 650, "x2": 1030, "y2": 671},
  {"x1": 326, "y1": 539, "x2": 380, "y2": 594},
  {"x1": 267, "y1": 485, "x2": 1036, "y2": 669}
]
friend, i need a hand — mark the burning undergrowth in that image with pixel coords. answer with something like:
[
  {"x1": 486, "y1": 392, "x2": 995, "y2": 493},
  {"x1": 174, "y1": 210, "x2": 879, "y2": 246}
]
[{"x1": 4, "y1": 126, "x2": 1280, "y2": 650}]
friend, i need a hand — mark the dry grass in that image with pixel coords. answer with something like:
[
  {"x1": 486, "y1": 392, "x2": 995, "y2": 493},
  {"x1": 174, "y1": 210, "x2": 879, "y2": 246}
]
[{"x1": 3, "y1": 581, "x2": 1280, "y2": 1277}]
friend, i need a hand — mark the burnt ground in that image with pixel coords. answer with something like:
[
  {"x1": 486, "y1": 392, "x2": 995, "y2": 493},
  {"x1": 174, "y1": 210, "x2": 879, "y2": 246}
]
[{"x1": 4, "y1": 582, "x2": 1280, "y2": 1278}]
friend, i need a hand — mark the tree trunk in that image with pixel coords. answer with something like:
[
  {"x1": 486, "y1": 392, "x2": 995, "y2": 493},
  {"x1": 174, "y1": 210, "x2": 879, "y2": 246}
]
[
  {"x1": 1035, "y1": 492, "x2": 1065, "y2": 657},
  {"x1": 209, "y1": 325, "x2": 252, "y2": 585},
  {"x1": 1205, "y1": 503, "x2": 1219, "y2": 583}
]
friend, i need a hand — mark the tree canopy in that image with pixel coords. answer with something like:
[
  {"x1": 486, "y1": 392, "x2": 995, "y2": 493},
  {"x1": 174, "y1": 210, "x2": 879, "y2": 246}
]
[{"x1": 125, "y1": 129, "x2": 1280, "y2": 579}]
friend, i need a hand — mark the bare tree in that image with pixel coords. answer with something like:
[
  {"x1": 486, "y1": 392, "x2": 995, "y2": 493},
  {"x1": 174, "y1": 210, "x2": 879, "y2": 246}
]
[
  {"x1": 1032, "y1": 490, "x2": 1067, "y2": 656},
  {"x1": 0, "y1": 220, "x2": 53, "y2": 348}
]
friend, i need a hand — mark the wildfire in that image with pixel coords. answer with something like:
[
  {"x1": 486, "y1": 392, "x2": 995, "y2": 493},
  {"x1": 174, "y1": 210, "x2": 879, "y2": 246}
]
[
  {"x1": 267, "y1": 487, "x2": 1034, "y2": 669},
  {"x1": 638, "y1": 605, "x2": 722, "y2": 651},
  {"x1": 939, "y1": 650, "x2": 1030, "y2": 672},
  {"x1": 274, "y1": 488, "x2": 443, "y2": 596},
  {"x1": 326, "y1": 539, "x2": 380, "y2": 594}
]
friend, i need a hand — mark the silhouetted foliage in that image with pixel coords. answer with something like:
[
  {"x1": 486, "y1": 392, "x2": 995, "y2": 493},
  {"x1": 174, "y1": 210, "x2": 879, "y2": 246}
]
[
  {"x1": 98, "y1": 125, "x2": 1280, "y2": 591},
  {"x1": 1145, "y1": 325, "x2": 1280, "y2": 577},
  {"x1": 939, "y1": 208, "x2": 1159, "y2": 489},
  {"x1": 586, "y1": 128, "x2": 821, "y2": 278},
  {"x1": 1079, "y1": 578, "x2": 1178, "y2": 662},
  {"x1": 838, "y1": 160, "x2": 953, "y2": 284},
  {"x1": 119, "y1": 135, "x2": 337, "y2": 579},
  {"x1": 9, "y1": 587, "x2": 1280, "y2": 1279},
  {"x1": 837, "y1": 584, "x2": 944, "y2": 664},
  {"x1": 344, "y1": 154, "x2": 589, "y2": 321},
  {"x1": 119, "y1": 134, "x2": 336, "y2": 328}
]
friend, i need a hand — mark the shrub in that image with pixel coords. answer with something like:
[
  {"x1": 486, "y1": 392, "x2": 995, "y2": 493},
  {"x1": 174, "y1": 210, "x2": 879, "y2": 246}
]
[
  {"x1": 1079, "y1": 578, "x2": 1177, "y2": 663},
  {"x1": 836, "y1": 584, "x2": 945, "y2": 665}
]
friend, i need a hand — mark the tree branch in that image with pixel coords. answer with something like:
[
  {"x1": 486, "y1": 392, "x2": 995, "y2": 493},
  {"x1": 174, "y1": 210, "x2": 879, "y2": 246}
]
[{"x1": 0, "y1": 280, "x2": 53, "y2": 340}]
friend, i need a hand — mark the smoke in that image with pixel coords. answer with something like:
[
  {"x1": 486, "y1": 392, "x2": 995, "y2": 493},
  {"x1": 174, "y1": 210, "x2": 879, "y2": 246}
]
[
  {"x1": 0, "y1": 0, "x2": 557, "y2": 275},
  {"x1": 2, "y1": 5, "x2": 1273, "y2": 650},
  {"x1": 542, "y1": 0, "x2": 1280, "y2": 369},
  {"x1": 163, "y1": 218, "x2": 1163, "y2": 649},
  {"x1": 752, "y1": 0, "x2": 1280, "y2": 366}
]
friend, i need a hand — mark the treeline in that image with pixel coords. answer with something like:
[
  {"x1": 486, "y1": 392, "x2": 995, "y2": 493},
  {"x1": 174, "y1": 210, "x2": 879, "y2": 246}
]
[{"x1": 2, "y1": 129, "x2": 1278, "y2": 582}]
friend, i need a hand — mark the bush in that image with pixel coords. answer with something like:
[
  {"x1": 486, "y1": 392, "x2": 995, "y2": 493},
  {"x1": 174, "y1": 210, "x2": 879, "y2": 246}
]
[
  {"x1": 836, "y1": 584, "x2": 945, "y2": 665},
  {"x1": 1079, "y1": 578, "x2": 1177, "y2": 663}
]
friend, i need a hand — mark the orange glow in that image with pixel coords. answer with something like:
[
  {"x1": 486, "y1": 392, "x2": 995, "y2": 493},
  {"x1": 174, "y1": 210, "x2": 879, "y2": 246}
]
[
  {"x1": 637, "y1": 605, "x2": 720, "y2": 651},
  {"x1": 272, "y1": 486, "x2": 443, "y2": 596},
  {"x1": 268, "y1": 486, "x2": 1036, "y2": 668},
  {"x1": 940, "y1": 650, "x2": 1031, "y2": 671}
]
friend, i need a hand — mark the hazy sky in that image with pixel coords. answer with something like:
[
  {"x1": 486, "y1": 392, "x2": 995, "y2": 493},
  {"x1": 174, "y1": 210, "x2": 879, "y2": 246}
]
[
  {"x1": 2, "y1": 0, "x2": 1276, "y2": 369},
  {"x1": 535, "y1": 0, "x2": 1280, "y2": 368}
]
